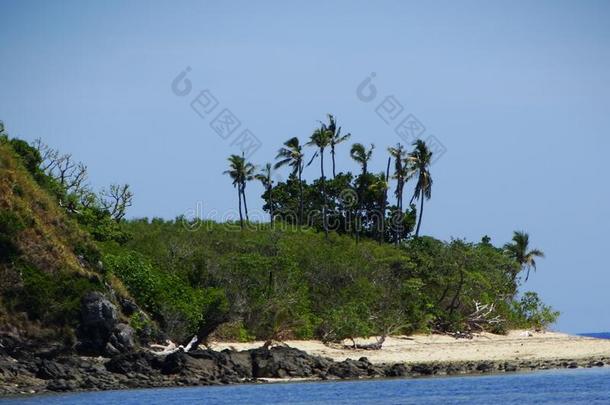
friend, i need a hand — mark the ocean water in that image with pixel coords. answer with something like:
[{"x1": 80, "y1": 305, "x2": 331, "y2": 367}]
[
  {"x1": 580, "y1": 332, "x2": 610, "y2": 339},
  {"x1": 2, "y1": 367, "x2": 610, "y2": 405}
]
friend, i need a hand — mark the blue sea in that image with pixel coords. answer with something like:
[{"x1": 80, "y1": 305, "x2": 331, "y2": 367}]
[
  {"x1": 2, "y1": 367, "x2": 610, "y2": 404},
  {"x1": 580, "y1": 332, "x2": 610, "y2": 340}
]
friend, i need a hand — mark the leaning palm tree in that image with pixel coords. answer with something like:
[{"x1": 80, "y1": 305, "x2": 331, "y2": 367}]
[
  {"x1": 256, "y1": 163, "x2": 275, "y2": 224},
  {"x1": 504, "y1": 231, "x2": 545, "y2": 282},
  {"x1": 323, "y1": 114, "x2": 351, "y2": 178},
  {"x1": 409, "y1": 140, "x2": 433, "y2": 238},
  {"x1": 307, "y1": 127, "x2": 332, "y2": 238},
  {"x1": 224, "y1": 154, "x2": 248, "y2": 228},
  {"x1": 275, "y1": 137, "x2": 305, "y2": 223}
]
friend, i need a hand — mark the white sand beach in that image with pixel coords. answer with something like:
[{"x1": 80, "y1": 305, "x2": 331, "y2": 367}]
[{"x1": 210, "y1": 330, "x2": 610, "y2": 365}]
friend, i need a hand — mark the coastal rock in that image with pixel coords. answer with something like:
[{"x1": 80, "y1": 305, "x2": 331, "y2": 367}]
[
  {"x1": 77, "y1": 292, "x2": 119, "y2": 355},
  {"x1": 328, "y1": 358, "x2": 373, "y2": 379},
  {"x1": 222, "y1": 349, "x2": 253, "y2": 378},
  {"x1": 105, "y1": 351, "x2": 157, "y2": 374},
  {"x1": 36, "y1": 359, "x2": 70, "y2": 380},
  {"x1": 250, "y1": 346, "x2": 331, "y2": 378},
  {"x1": 108, "y1": 323, "x2": 137, "y2": 354}
]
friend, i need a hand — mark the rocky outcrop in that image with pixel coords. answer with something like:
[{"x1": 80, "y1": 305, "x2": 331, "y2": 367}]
[
  {"x1": 75, "y1": 292, "x2": 137, "y2": 356},
  {"x1": 1, "y1": 335, "x2": 609, "y2": 396},
  {"x1": 76, "y1": 292, "x2": 119, "y2": 355}
]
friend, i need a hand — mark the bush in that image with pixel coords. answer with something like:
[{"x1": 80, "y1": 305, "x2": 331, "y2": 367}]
[
  {"x1": 103, "y1": 251, "x2": 229, "y2": 342},
  {"x1": 511, "y1": 292, "x2": 559, "y2": 330},
  {"x1": 9, "y1": 263, "x2": 102, "y2": 326}
]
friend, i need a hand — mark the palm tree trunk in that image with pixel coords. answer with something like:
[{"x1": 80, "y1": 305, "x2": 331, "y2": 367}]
[
  {"x1": 321, "y1": 149, "x2": 328, "y2": 239},
  {"x1": 298, "y1": 166, "x2": 303, "y2": 225},
  {"x1": 242, "y1": 184, "x2": 249, "y2": 222},
  {"x1": 378, "y1": 157, "x2": 390, "y2": 243},
  {"x1": 269, "y1": 186, "x2": 274, "y2": 224},
  {"x1": 237, "y1": 185, "x2": 244, "y2": 229},
  {"x1": 355, "y1": 168, "x2": 365, "y2": 244},
  {"x1": 415, "y1": 191, "x2": 424, "y2": 237},
  {"x1": 331, "y1": 146, "x2": 336, "y2": 178},
  {"x1": 395, "y1": 177, "x2": 403, "y2": 246}
]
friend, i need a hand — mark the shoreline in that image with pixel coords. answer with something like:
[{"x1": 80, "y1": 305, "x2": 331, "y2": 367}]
[{"x1": 2, "y1": 330, "x2": 610, "y2": 397}]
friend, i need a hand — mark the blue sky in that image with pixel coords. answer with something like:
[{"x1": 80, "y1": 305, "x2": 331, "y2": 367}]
[{"x1": 1, "y1": 0, "x2": 609, "y2": 333}]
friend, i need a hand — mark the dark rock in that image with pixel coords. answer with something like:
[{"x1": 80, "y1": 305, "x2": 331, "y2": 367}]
[
  {"x1": 119, "y1": 298, "x2": 139, "y2": 316},
  {"x1": 328, "y1": 358, "x2": 369, "y2": 379},
  {"x1": 385, "y1": 363, "x2": 408, "y2": 377},
  {"x1": 108, "y1": 323, "x2": 137, "y2": 354},
  {"x1": 223, "y1": 349, "x2": 253, "y2": 378},
  {"x1": 410, "y1": 363, "x2": 439, "y2": 376},
  {"x1": 250, "y1": 347, "x2": 330, "y2": 378},
  {"x1": 36, "y1": 360, "x2": 70, "y2": 380},
  {"x1": 105, "y1": 351, "x2": 156, "y2": 374},
  {"x1": 568, "y1": 362, "x2": 578, "y2": 369},
  {"x1": 77, "y1": 292, "x2": 119, "y2": 355},
  {"x1": 476, "y1": 362, "x2": 495, "y2": 372},
  {"x1": 445, "y1": 363, "x2": 466, "y2": 375},
  {"x1": 47, "y1": 379, "x2": 78, "y2": 392}
]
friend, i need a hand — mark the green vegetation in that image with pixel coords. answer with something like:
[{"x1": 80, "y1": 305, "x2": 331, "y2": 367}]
[{"x1": 0, "y1": 118, "x2": 558, "y2": 349}]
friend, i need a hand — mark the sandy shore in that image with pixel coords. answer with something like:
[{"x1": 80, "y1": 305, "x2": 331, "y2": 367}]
[{"x1": 210, "y1": 330, "x2": 610, "y2": 365}]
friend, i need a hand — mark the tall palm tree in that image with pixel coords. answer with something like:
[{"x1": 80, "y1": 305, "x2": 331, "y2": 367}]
[
  {"x1": 368, "y1": 161, "x2": 391, "y2": 243},
  {"x1": 307, "y1": 127, "x2": 332, "y2": 179},
  {"x1": 275, "y1": 137, "x2": 305, "y2": 223},
  {"x1": 350, "y1": 143, "x2": 375, "y2": 177},
  {"x1": 504, "y1": 231, "x2": 545, "y2": 282},
  {"x1": 256, "y1": 163, "x2": 275, "y2": 224},
  {"x1": 324, "y1": 114, "x2": 351, "y2": 178},
  {"x1": 350, "y1": 143, "x2": 374, "y2": 241},
  {"x1": 388, "y1": 143, "x2": 413, "y2": 244},
  {"x1": 388, "y1": 143, "x2": 412, "y2": 212},
  {"x1": 224, "y1": 154, "x2": 249, "y2": 228},
  {"x1": 409, "y1": 140, "x2": 433, "y2": 238},
  {"x1": 241, "y1": 159, "x2": 255, "y2": 221},
  {"x1": 307, "y1": 127, "x2": 332, "y2": 238}
]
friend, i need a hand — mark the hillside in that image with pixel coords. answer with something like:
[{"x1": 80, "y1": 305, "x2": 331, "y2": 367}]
[{"x1": 0, "y1": 140, "x2": 105, "y2": 340}]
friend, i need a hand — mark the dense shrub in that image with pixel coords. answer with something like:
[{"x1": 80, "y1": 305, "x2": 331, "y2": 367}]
[
  {"x1": 108, "y1": 218, "x2": 551, "y2": 340},
  {"x1": 103, "y1": 251, "x2": 228, "y2": 341},
  {"x1": 511, "y1": 292, "x2": 560, "y2": 330},
  {"x1": 7, "y1": 263, "x2": 102, "y2": 326}
]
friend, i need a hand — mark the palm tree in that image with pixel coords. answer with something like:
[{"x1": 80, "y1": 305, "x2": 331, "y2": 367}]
[
  {"x1": 224, "y1": 154, "x2": 248, "y2": 228},
  {"x1": 388, "y1": 143, "x2": 413, "y2": 244},
  {"x1": 368, "y1": 161, "x2": 391, "y2": 243},
  {"x1": 307, "y1": 127, "x2": 332, "y2": 179},
  {"x1": 324, "y1": 114, "x2": 351, "y2": 178},
  {"x1": 256, "y1": 163, "x2": 275, "y2": 224},
  {"x1": 307, "y1": 126, "x2": 332, "y2": 238},
  {"x1": 350, "y1": 143, "x2": 374, "y2": 177},
  {"x1": 350, "y1": 143, "x2": 374, "y2": 241},
  {"x1": 504, "y1": 231, "x2": 545, "y2": 282},
  {"x1": 275, "y1": 137, "x2": 305, "y2": 223},
  {"x1": 409, "y1": 140, "x2": 433, "y2": 238},
  {"x1": 388, "y1": 143, "x2": 412, "y2": 212}
]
